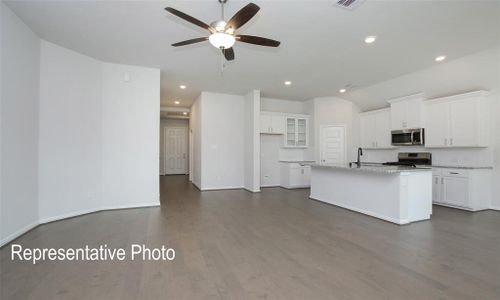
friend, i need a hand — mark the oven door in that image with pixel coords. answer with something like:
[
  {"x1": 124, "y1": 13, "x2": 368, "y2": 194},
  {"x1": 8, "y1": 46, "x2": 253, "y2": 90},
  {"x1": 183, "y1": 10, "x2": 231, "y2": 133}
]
[{"x1": 391, "y1": 130, "x2": 413, "y2": 145}]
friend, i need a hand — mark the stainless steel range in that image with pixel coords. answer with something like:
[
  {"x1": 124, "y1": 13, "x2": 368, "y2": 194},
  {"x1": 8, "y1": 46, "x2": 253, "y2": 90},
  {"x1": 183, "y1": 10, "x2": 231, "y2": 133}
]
[{"x1": 383, "y1": 152, "x2": 432, "y2": 168}]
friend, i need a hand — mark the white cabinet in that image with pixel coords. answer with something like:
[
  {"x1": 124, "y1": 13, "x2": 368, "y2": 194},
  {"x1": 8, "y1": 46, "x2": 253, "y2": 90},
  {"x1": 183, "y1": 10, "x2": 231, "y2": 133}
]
[
  {"x1": 432, "y1": 168, "x2": 491, "y2": 211},
  {"x1": 260, "y1": 112, "x2": 285, "y2": 134},
  {"x1": 360, "y1": 108, "x2": 394, "y2": 149},
  {"x1": 442, "y1": 176, "x2": 469, "y2": 208},
  {"x1": 425, "y1": 91, "x2": 490, "y2": 148},
  {"x1": 387, "y1": 93, "x2": 425, "y2": 130},
  {"x1": 425, "y1": 101, "x2": 449, "y2": 147},
  {"x1": 432, "y1": 175, "x2": 441, "y2": 203},
  {"x1": 280, "y1": 163, "x2": 310, "y2": 189},
  {"x1": 284, "y1": 115, "x2": 309, "y2": 148}
]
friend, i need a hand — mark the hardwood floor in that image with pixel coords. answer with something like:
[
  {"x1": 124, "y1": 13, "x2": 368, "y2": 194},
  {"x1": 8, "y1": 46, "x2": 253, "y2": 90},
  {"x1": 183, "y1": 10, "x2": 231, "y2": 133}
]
[{"x1": 1, "y1": 175, "x2": 499, "y2": 299}]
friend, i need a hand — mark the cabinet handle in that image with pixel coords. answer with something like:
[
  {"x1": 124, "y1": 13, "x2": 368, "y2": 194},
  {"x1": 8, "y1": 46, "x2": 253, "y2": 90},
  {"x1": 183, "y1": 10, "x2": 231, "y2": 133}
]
[
  {"x1": 435, "y1": 177, "x2": 438, "y2": 184},
  {"x1": 450, "y1": 138, "x2": 453, "y2": 145},
  {"x1": 444, "y1": 138, "x2": 447, "y2": 146},
  {"x1": 450, "y1": 172, "x2": 459, "y2": 175},
  {"x1": 441, "y1": 178, "x2": 444, "y2": 184}
]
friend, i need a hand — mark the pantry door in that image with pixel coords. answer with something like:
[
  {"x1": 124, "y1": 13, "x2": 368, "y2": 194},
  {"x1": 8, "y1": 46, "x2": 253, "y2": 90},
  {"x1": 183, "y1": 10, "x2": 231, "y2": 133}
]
[{"x1": 320, "y1": 125, "x2": 346, "y2": 164}]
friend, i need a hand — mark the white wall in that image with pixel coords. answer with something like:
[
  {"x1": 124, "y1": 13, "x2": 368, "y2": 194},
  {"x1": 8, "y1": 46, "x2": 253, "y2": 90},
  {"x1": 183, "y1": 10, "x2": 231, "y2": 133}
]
[
  {"x1": 493, "y1": 99, "x2": 500, "y2": 209},
  {"x1": 38, "y1": 43, "x2": 160, "y2": 223},
  {"x1": 160, "y1": 118, "x2": 189, "y2": 175},
  {"x1": 313, "y1": 97, "x2": 361, "y2": 163},
  {"x1": 261, "y1": 97, "x2": 308, "y2": 114},
  {"x1": 189, "y1": 95, "x2": 202, "y2": 187},
  {"x1": 0, "y1": 3, "x2": 40, "y2": 245},
  {"x1": 38, "y1": 41, "x2": 103, "y2": 222},
  {"x1": 244, "y1": 90, "x2": 260, "y2": 192},
  {"x1": 345, "y1": 46, "x2": 500, "y2": 111},
  {"x1": 101, "y1": 63, "x2": 160, "y2": 208},
  {"x1": 200, "y1": 92, "x2": 245, "y2": 190}
]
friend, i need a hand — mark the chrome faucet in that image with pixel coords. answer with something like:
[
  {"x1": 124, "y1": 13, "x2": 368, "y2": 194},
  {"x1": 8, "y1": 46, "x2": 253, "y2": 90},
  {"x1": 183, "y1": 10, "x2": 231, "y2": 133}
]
[{"x1": 356, "y1": 147, "x2": 363, "y2": 168}]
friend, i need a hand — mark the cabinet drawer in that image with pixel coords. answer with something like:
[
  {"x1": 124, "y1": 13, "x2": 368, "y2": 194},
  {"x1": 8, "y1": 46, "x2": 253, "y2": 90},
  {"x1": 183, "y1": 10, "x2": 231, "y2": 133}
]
[
  {"x1": 441, "y1": 168, "x2": 469, "y2": 178},
  {"x1": 432, "y1": 168, "x2": 442, "y2": 176}
]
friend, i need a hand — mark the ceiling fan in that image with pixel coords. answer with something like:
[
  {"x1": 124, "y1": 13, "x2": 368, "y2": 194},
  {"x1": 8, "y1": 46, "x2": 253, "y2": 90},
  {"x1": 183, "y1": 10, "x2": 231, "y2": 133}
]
[{"x1": 165, "y1": 0, "x2": 280, "y2": 61}]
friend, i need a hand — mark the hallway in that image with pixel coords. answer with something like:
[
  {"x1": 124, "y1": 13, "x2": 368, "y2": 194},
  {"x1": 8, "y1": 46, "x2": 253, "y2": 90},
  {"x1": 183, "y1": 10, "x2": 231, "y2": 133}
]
[{"x1": 1, "y1": 176, "x2": 500, "y2": 299}]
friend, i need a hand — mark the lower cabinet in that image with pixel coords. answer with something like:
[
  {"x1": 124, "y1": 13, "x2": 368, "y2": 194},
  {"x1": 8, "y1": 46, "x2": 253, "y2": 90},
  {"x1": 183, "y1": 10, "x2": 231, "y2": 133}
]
[
  {"x1": 432, "y1": 168, "x2": 491, "y2": 211},
  {"x1": 280, "y1": 163, "x2": 311, "y2": 189}
]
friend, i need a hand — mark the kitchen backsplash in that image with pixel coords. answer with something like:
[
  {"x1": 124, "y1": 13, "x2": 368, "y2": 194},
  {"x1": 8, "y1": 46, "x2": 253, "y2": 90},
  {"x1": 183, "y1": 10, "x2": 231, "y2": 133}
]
[{"x1": 363, "y1": 146, "x2": 494, "y2": 167}]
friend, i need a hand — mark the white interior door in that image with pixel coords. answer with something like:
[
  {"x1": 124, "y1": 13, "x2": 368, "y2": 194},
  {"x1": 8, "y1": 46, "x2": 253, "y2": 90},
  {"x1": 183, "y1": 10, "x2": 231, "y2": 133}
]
[
  {"x1": 164, "y1": 127, "x2": 188, "y2": 175},
  {"x1": 320, "y1": 125, "x2": 346, "y2": 164}
]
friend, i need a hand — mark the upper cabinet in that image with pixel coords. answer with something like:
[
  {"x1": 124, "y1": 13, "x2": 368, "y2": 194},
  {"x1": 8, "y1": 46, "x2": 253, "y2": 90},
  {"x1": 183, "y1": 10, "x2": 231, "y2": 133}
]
[
  {"x1": 425, "y1": 91, "x2": 490, "y2": 148},
  {"x1": 360, "y1": 108, "x2": 394, "y2": 149},
  {"x1": 284, "y1": 115, "x2": 309, "y2": 148},
  {"x1": 260, "y1": 112, "x2": 285, "y2": 134},
  {"x1": 387, "y1": 93, "x2": 425, "y2": 130}
]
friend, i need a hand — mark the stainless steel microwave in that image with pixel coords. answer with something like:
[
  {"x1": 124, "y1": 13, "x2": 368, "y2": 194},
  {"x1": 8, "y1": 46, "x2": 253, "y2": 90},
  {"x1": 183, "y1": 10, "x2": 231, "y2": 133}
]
[{"x1": 391, "y1": 128, "x2": 425, "y2": 146}]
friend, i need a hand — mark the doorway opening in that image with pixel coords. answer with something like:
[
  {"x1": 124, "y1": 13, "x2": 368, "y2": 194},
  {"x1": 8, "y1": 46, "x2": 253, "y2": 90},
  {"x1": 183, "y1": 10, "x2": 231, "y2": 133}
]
[{"x1": 160, "y1": 116, "x2": 189, "y2": 176}]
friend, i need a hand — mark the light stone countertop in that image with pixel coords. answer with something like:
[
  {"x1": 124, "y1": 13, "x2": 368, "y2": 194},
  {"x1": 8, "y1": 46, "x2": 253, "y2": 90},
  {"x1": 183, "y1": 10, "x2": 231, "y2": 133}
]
[
  {"x1": 431, "y1": 165, "x2": 493, "y2": 170},
  {"x1": 309, "y1": 163, "x2": 432, "y2": 174}
]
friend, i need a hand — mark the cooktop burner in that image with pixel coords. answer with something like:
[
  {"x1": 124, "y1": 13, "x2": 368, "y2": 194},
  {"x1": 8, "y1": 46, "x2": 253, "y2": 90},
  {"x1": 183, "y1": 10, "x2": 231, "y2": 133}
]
[
  {"x1": 382, "y1": 162, "x2": 417, "y2": 168},
  {"x1": 383, "y1": 152, "x2": 432, "y2": 168}
]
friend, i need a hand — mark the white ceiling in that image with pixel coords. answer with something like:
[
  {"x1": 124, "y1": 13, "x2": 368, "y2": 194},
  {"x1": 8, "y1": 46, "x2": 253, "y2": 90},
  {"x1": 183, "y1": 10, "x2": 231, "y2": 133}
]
[{"x1": 5, "y1": 0, "x2": 500, "y2": 108}]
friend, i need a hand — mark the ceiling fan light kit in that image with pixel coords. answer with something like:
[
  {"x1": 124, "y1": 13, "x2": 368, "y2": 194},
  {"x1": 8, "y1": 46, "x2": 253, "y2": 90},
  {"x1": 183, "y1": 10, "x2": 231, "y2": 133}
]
[
  {"x1": 165, "y1": 0, "x2": 281, "y2": 62},
  {"x1": 209, "y1": 32, "x2": 235, "y2": 49}
]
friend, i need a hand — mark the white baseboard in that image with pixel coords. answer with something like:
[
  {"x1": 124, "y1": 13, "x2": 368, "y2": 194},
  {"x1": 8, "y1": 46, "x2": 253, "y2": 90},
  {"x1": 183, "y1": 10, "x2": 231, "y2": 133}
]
[
  {"x1": 39, "y1": 208, "x2": 102, "y2": 224},
  {"x1": 0, "y1": 221, "x2": 39, "y2": 248},
  {"x1": 490, "y1": 206, "x2": 500, "y2": 211},
  {"x1": 201, "y1": 186, "x2": 244, "y2": 191},
  {"x1": 244, "y1": 187, "x2": 261, "y2": 193},
  {"x1": 1, "y1": 202, "x2": 160, "y2": 248}
]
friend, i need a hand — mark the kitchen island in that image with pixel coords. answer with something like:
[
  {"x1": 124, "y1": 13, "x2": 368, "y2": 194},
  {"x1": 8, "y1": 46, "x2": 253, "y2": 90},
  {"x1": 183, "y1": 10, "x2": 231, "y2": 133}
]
[{"x1": 309, "y1": 164, "x2": 432, "y2": 225}]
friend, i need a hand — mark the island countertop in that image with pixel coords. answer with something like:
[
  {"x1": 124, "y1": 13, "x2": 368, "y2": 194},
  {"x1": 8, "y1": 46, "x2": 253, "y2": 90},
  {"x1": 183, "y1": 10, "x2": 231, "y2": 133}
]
[{"x1": 309, "y1": 163, "x2": 432, "y2": 174}]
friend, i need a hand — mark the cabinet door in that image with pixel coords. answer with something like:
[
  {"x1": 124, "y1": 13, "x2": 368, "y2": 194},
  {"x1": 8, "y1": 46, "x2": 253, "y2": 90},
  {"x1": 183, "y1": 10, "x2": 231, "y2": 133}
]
[
  {"x1": 260, "y1": 114, "x2": 272, "y2": 134},
  {"x1": 425, "y1": 102, "x2": 450, "y2": 147},
  {"x1": 391, "y1": 101, "x2": 407, "y2": 130},
  {"x1": 285, "y1": 118, "x2": 296, "y2": 147},
  {"x1": 289, "y1": 166, "x2": 302, "y2": 187},
  {"x1": 301, "y1": 166, "x2": 311, "y2": 186},
  {"x1": 450, "y1": 98, "x2": 478, "y2": 147},
  {"x1": 296, "y1": 118, "x2": 307, "y2": 146},
  {"x1": 271, "y1": 115, "x2": 285, "y2": 134},
  {"x1": 360, "y1": 114, "x2": 376, "y2": 148},
  {"x1": 375, "y1": 110, "x2": 392, "y2": 148},
  {"x1": 442, "y1": 176, "x2": 469, "y2": 208},
  {"x1": 432, "y1": 175, "x2": 441, "y2": 203}
]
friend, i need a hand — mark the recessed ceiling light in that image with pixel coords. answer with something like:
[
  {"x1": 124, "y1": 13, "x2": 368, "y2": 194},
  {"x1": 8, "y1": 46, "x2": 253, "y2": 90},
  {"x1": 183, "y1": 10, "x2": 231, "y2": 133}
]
[
  {"x1": 284, "y1": 81, "x2": 292, "y2": 85},
  {"x1": 339, "y1": 88, "x2": 346, "y2": 93},
  {"x1": 179, "y1": 85, "x2": 186, "y2": 89},
  {"x1": 183, "y1": 112, "x2": 188, "y2": 115},
  {"x1": 364, "y1": 36, "x2": 376, "y2": 44},
  {"x1": 174, "y1": 101, "x2": 180, "y2": 105},
  {"x1": 435, "y1": 55, "x2": 446, "y2": 62}
]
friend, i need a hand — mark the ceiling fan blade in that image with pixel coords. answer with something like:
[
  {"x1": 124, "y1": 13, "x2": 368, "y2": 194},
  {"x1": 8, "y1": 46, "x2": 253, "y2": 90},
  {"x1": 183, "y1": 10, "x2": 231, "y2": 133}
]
[
  {"x1": 172, "y1": 37, "x2": 208, "y2": 47},
  {"x1": 226, "y1": 3, "x2": 260, "y2": 31},
  {"x1": 165, "y1": 7, "x2": 213, "y2": 32},
  {"x1": 236, "y1": 35, "x2": 281, "y2": 47},
  {"x1": 222, "y1": 48, "x2": 235, "y2": 61}
]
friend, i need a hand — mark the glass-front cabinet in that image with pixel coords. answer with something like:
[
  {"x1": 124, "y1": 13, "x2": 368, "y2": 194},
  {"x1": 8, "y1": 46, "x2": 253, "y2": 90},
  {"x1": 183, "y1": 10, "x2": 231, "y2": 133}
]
[{"x1": 284, "y1": 116, "x2": 309, "y2": 148}]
